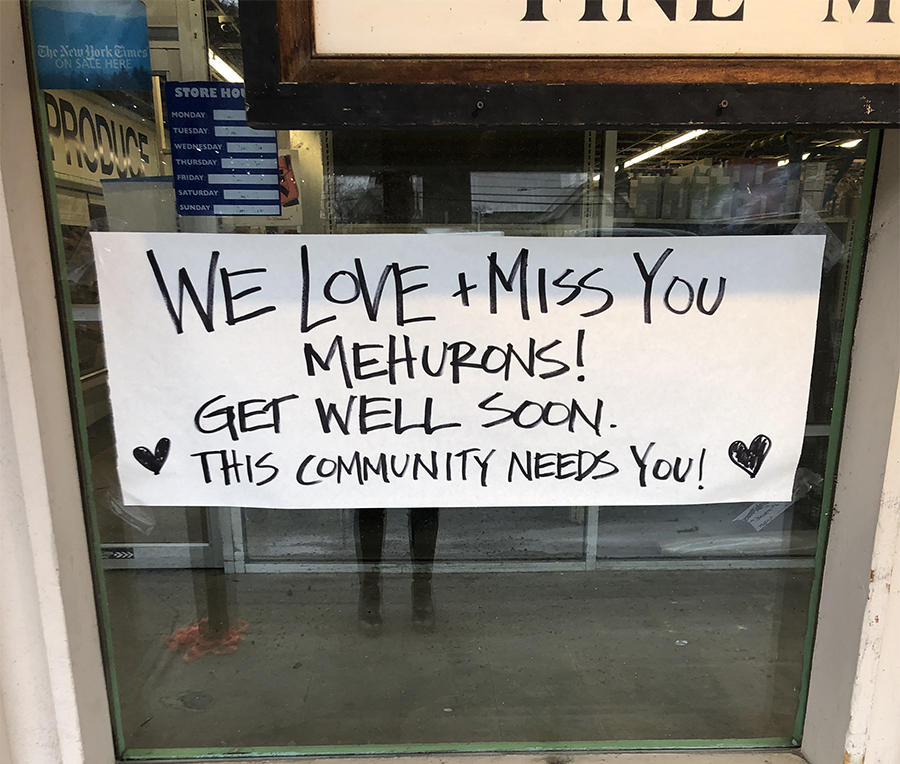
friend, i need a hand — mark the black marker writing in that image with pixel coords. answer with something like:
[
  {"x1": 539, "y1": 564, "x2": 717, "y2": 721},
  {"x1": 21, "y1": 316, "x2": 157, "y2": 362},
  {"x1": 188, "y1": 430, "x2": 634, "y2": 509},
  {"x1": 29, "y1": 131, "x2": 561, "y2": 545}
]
[
  {"x1": 191, "y1": 449, "x2": 279, "y2": 486},
  {"x1": 148, "y1": 250, "x2": 275, "y2": 334},
  {"x1": 147, "y1": 248, "x2": 218, "y2": 334},
  {"x1": 633, "y1": 248, "x2": 726, "y2": 323},
  {"x1": 220, "y1": 267, "x2": 276, "y2": 325},
  {"x1": 633, "y1": 248, "x2": 673, "y2": 325},
  {"x1": 314, "y1": 395, "x2": 461, "y2": 435},
  {"x1": 300, "y1": 245, "x2": 435, "y2": 331},
  {"x1": 489, "y1": 248, "x2": 530, "y2": 320},
  {"x1": 302, "y1": 334, "x2": 573, "y2": 389},
  {"x1": 296, "y1": 448, "x2": 496, "y2": 486},
  {"x1": 194, "y1": 393, "x2": 299, "y2": 442},
  {"x1": 630, "y1": 441, "x2": 702, "y2": 487},
  {"x1": 478, "y1": 392, "x2": 605, "y2": 436},
  {"x1": 507, "y1": 449, "x2": 619, "y2": 482}
]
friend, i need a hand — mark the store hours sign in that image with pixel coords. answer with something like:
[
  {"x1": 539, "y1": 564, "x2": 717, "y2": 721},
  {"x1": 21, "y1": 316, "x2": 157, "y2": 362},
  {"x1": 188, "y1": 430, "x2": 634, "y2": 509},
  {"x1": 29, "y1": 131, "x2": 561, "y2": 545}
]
[
  {"x1": 93, "y1": 233, "x2": 824, "y2": 509},
  {"x1": 166, "y1": 83, "x2": 280, "y2": 217}
]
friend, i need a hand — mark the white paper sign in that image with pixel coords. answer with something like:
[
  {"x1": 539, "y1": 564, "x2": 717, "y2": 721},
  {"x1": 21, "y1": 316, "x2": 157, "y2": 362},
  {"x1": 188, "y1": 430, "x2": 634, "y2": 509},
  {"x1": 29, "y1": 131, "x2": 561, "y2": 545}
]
[{"x1": 92, "y1": 233, "x2": 824, "y2": 509}]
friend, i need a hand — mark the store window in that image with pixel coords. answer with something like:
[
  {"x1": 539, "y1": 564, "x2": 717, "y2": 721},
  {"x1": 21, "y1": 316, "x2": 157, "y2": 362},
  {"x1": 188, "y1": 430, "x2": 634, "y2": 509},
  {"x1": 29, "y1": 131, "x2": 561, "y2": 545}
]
[{"x1": 23, "y1": 0, "x2": 882, "y2": 758}]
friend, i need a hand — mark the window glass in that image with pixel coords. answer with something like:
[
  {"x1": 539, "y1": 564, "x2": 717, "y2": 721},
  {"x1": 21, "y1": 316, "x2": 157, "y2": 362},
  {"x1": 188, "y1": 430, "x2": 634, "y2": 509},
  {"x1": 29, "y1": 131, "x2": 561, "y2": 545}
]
[{"x1": 26, "y1": 0, "x2": 875, "y2": 756}]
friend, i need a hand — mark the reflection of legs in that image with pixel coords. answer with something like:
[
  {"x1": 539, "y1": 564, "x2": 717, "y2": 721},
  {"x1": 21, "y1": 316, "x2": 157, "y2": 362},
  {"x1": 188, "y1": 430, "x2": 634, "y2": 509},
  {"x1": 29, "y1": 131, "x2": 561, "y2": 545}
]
[
  {"x1": 409, "y1": 508, "x2": 439, "y2": 631},
  {"x1": 355, "y1": 509, "x2": 385, "y2": 636}
]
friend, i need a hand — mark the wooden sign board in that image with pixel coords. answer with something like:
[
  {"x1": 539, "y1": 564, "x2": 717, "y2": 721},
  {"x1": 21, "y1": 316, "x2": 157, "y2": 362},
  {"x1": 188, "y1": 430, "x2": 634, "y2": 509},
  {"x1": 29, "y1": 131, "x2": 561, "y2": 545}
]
[
  {"x1": 311, "y1": 0, "x2": 900, "y2": 58},
  {"x1": 240, "y1": 0, "x2": 900, "y2": 128}
]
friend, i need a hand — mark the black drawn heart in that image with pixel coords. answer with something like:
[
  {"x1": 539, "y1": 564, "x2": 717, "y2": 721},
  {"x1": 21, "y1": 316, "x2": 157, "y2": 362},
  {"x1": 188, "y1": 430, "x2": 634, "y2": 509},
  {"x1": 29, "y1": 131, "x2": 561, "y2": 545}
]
[
  {"x1": 728, "y1": 434, "x2": 772, "y2": 479},
  {"x1": 133, "y1": 438, "x2": 171, "y2": 475}
]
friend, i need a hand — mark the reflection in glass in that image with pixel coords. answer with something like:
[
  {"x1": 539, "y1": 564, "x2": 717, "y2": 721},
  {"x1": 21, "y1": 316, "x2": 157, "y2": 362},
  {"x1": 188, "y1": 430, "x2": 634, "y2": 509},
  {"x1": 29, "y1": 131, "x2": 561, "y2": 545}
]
[
  {"x1": 355, "y1": 508, "x2": 440, "y2": 635},
  {"x1": 80, "y1": 128, "x2": 870, "y2": 752},
  {"x1": 31, "y1": 5, "x2": 872, "y2": 743}
]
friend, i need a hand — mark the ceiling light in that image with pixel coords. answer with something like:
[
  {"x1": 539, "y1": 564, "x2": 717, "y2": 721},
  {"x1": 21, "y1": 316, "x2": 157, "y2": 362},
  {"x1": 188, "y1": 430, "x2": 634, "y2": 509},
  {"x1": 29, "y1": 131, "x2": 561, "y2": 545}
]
[
  {"x1": 802, "y1": 153, "x2": 811, "y2": 160},
  {"x1": 777, "y1": 159, "x2": 790, "y2": 167},
  {"x1": 840, "y1": 138, "x2": 863, "y2": 148},
  {"x1": 623, "y1": 129, "x2": 709, "y2": 169},
  {"x1": 592, "y1": 173, "x2": 601, "y2": 181},
  {"x1": 208, "y1": 50, "x2": 243, "y2": 83}
]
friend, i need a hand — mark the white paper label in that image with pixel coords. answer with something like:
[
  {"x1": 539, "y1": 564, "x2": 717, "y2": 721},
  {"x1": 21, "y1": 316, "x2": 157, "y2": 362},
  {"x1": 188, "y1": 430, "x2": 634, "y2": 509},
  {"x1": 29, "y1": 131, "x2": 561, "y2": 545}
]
[{"x1": 92, "y1": 232, "x2": 824, "y2": 509}]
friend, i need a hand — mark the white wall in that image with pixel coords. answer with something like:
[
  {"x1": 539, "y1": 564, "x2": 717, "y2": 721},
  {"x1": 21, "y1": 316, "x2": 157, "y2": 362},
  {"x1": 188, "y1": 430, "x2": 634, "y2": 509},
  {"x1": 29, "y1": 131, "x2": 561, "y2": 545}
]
[
  {"x1": 861, "y1": 382, "x2": 900, "y2": 764},
  {"x1": 803, "y1": 131, "x2": 900, "y2": 764},
  {"x1": 841, "y1": 133, "x2": 900, "y2": 764},
  {"x1": 0, "y1": 3, "x2": 114, "y2": 762}
]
